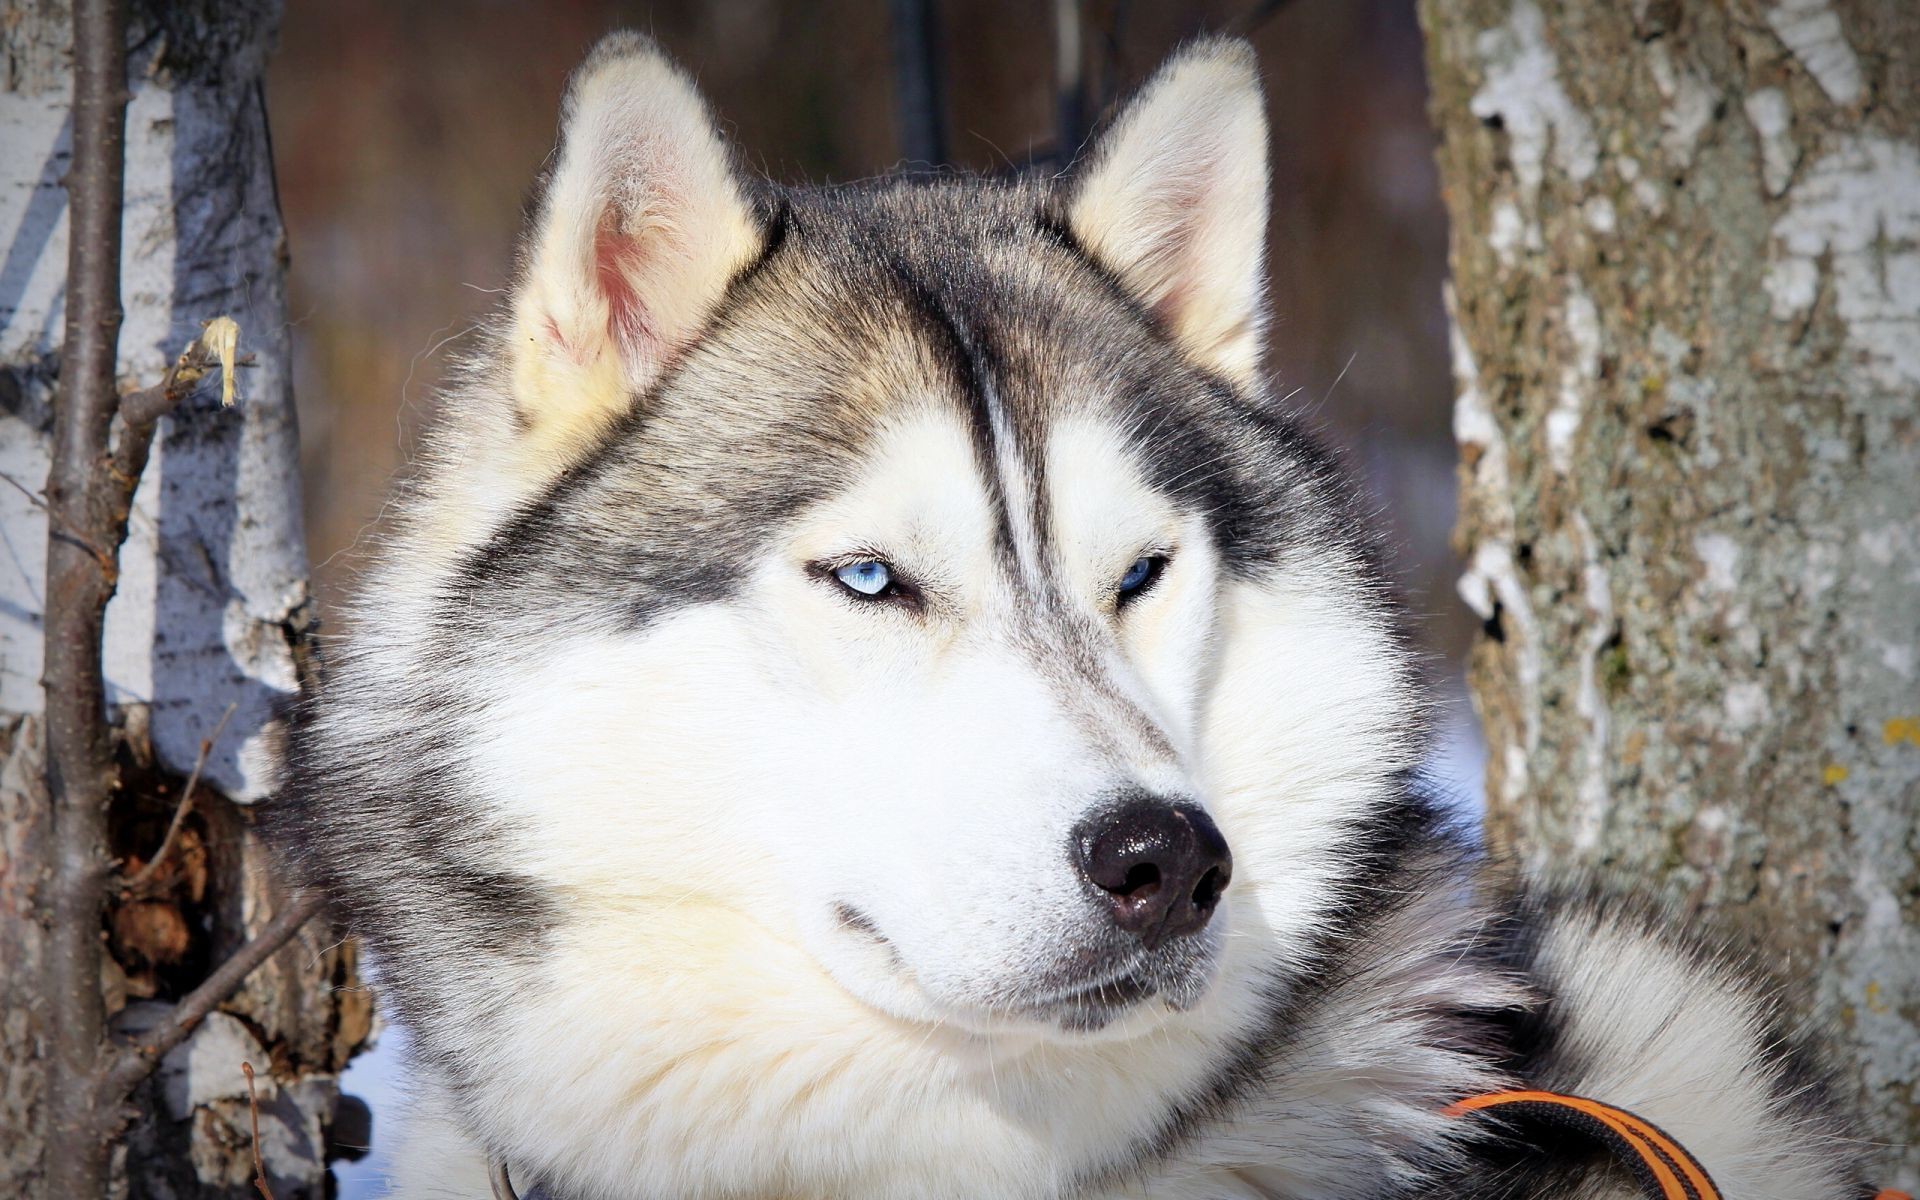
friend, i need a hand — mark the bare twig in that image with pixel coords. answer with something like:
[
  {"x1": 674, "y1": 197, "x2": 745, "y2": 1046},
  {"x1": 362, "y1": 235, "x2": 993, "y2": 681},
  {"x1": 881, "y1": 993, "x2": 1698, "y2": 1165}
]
[
  {"x1": 0, "y1": 470, "x2": 48, "y2": 509},
  {"x1": 241, "y1": 1061, "x2": 276, "y2": 1200},
  {"x1": 120, "y1": 701, "x2": 237, "y2": 894},
  {"x1": 32, "y1": 1, "x2": 286, "y2": 1188},
  {"x1": 117, "y1": 324, "x2": 249, "y2": 430},
  {"x1": 43, "y1": 10, "x2": 252, "y2": 1175},
  {"x1": 43, "y1": 1, "x2": 130, "y2": 1195},
  {"x1": 110, "y1": 324, "x2": 248, "y2": 522},
  {"x1": 888, "y1": 0, "x2": 947, "y2": 168},
  {"x1": 97, "y1": 890, "x2": 327, "y2": 1105}
]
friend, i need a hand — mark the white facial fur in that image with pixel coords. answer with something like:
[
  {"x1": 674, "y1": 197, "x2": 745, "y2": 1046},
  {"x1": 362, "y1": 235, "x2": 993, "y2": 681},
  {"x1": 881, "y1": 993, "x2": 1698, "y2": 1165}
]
[
  {"x1": 470, "y1": 404, "x2": 1221, "y2": 1033},
  {"x1": 430, "y1": 401, "x2": 1419, "y2": 1198}
]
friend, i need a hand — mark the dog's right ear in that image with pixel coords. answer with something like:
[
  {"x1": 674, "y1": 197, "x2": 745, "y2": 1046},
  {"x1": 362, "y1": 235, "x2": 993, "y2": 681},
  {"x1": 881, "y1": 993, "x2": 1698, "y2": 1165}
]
[
  {"x1": 1063, "y1": 38, "x2": 1269, "y2": 389},
  {"x1": 508, "y1": 33, "x2": 763, "y2": 462}
]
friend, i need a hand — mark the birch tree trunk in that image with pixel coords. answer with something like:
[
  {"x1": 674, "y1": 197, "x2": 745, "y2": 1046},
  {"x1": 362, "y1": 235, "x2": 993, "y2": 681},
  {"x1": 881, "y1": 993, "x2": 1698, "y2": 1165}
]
[
  {"x1": 1421, "y1": 0, "x2": 1919, "y2": 1186},
  {"x1": 1, "y1": 3, "x2": 368, "y2": 1195}
]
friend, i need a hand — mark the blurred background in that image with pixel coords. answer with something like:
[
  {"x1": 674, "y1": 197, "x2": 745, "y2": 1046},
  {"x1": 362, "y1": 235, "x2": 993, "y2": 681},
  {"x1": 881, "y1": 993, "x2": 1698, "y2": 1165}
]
[{"x1": 264, "y1": 0, "x2": 1476, "y2": 1190}]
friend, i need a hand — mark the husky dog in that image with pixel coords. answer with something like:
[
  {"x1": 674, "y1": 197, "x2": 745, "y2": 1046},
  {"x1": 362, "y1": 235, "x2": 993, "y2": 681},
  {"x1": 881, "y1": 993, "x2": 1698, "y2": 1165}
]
[{"x1": 272, "y1": 33, "x2": 1876, "y2": 1200}]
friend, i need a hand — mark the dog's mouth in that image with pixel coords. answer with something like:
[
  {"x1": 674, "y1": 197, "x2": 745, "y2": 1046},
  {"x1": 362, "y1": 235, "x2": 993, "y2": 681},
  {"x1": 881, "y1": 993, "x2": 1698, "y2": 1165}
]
[
  {"x1": 831, "y1": 902, "x2": 1216, "y2": 1035},
  {"x1": 1020, "y1": 965, "x2": 1162, "y2": 1032}
]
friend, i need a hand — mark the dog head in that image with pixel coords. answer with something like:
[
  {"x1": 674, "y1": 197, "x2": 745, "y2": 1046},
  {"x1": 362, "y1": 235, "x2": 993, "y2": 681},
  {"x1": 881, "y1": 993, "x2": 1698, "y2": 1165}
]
[{"x1": 288, "y1": 32, "x2": 1425, "y2": 1195}]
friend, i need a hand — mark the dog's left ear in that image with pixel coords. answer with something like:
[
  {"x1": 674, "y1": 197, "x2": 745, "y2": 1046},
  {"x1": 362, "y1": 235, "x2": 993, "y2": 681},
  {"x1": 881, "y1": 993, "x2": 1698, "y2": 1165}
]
[
  {"x1": 510, "y1": 32, "x2": 764, "y2": 461},
  {"x1": 1065, "y1": 38, "x2": 1269, "y2": 387}
]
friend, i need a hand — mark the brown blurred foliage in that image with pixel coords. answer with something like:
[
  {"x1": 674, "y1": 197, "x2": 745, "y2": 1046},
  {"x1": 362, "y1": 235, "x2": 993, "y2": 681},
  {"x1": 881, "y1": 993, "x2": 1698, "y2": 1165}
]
[{"x1": 268, "y1": 0, "x2": 1467, "y2": 661}]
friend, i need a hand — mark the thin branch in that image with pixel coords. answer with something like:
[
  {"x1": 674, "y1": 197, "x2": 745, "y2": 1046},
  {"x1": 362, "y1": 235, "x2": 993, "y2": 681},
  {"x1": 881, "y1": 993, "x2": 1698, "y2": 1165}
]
[
  {"x1": 117, "y1": 323, "x2": 248, "y2": 430},
  {"x1": 97, "y1": 890, "x2": 327, "y2": 1105},
  {"x1": 110, "y1": 324, "x2": 247, "y2": 520},
  {"x1": 242, "y1": 1061, "x2": 276, "y2": 1200},
  {"x1": 44, "y1": 64, "x2": 246, "y2": 1177},
  {"x1": 43, "y1": 1, "x2": 130, "y2": 1195},
  {"x1": 0, "y1": 470, "x2": 48, "y2": 510},
  {"x1": 120, "y1": 701, "x2": 237, "y2": 894},
  {"x1": 888, "y1": 0, "x2": 947, "y2": 169}
]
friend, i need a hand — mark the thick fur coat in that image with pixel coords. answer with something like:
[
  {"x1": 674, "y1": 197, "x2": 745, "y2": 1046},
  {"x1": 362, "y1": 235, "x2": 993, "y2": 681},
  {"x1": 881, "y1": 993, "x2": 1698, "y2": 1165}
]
[{"x1": 270, "y1": 33, "x2": 1874, "y2": 1200}]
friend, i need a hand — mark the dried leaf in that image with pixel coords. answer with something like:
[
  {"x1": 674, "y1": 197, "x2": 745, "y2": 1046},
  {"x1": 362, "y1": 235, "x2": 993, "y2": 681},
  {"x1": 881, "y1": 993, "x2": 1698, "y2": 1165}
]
[{"x1": 200, "y1": 315, "x2": 242, "y2": 407}]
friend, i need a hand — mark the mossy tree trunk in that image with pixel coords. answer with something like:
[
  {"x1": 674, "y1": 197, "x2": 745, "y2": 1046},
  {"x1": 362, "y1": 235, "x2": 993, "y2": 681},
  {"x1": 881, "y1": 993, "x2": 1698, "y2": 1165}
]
[
  {"x1": 1, "y1": 3, "x2": 367, "y2": 1196},
  {"x1": 1421, "y1": 0, "x2": 1919, "y2": 1187}
]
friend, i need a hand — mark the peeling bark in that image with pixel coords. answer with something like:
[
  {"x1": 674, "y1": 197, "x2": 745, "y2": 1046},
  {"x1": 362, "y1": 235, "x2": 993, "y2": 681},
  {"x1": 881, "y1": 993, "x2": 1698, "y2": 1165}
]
[
  {"x1": 1, "y1": 3, "x2": 365, "y2": 1196},
  {"x1": 1422, "y1": 0, "x2": 1919, "y2": 1185}
]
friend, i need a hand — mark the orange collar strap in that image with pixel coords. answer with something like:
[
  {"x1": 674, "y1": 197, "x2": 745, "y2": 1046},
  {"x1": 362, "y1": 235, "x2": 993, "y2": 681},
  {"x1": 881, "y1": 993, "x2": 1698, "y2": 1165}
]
[
  {"x1": 1445, "y1": 1089, "x2": 1720, "y2": 1200},
  {"x1": 1446, "y1": 1090, "x2": 1913, "y2": 1200},
  {"x1": 1443, "y1": 1082, "x2": 1912, "y2": 1198}
]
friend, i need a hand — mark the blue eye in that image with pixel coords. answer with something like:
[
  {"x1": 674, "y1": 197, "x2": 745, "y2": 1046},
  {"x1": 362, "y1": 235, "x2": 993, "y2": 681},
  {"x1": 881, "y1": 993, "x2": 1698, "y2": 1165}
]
[
  {"x1": 833, "y1": 560, "x2": 892, "y2": 597},
  {"x1": 1117, "y1": 555, "x2": 1163, "y2": 601}
]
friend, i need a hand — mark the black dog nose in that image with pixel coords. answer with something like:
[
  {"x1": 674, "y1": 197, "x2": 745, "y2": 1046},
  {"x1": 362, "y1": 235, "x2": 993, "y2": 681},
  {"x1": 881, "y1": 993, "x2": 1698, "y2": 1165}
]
[{"x1": 1074, "y1": 799, "x2": 1231, "y2": 947}]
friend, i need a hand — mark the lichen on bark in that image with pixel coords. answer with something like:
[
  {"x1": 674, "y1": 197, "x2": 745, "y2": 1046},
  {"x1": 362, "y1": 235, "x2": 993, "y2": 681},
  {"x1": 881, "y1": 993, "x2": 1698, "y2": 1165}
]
[{"x1": 1421, "y1": 0, "x2": 1919, "y2": 1185}]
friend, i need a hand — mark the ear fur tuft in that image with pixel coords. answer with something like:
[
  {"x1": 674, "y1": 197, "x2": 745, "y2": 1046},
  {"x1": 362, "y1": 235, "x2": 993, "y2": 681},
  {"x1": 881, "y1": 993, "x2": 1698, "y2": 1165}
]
[{"x1": 1067, "y1": 38, "x2": 1270, "y2": 387}]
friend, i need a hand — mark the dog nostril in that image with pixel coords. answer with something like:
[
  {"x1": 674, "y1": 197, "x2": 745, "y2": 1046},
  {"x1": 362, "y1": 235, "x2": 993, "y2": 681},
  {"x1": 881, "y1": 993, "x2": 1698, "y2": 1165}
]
[
  {"x1": 1191, "y1": 863, "x2": 1229, "y2": 912},
  {"x1": 1074, "y1": 797, "x2": 1231, "y2": 947},
  {"x1": 1117, "y1": 862, "x2": 1162, "y2": 898}
]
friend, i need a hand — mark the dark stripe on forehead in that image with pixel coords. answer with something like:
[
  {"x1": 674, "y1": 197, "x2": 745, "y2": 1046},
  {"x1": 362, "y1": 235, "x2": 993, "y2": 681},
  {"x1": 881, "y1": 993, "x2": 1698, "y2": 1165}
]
[
  {"x1": 876, "y1": 249, "x2": 1022, "y2": 568},
  {"x1": 939, "y1": 294, "x2": 1060, "y2": 579},
  {"x1": 869, "y1": 243, "x2": 1186, "y2": 761}
]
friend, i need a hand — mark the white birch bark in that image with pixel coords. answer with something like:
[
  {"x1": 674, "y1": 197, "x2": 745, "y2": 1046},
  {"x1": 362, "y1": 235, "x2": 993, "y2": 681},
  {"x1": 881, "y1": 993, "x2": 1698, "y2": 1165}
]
[{"x1": 1, "y1": 4, "x2": 367, "y2": 1195}]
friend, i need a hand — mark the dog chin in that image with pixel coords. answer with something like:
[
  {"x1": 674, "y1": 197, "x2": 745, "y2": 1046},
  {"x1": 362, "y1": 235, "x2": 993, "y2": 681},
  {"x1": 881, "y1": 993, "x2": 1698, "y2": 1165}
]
[
  {"x1": 970, "y1": 976, "x2": 1218, "y2": 1044},
  {"x1": 1021, "y1": 953, "x2": 1222, "y2": 1036},
  {"x1": 815, "y1": 919, "x2": 1222, "y2": 1043},
  {"x1": 904, "y1": 973, "x2": 1207, "y2": 1043},
  {"x1": 1018, "y1": 971, "x2": 1167, "y2": 1035}
]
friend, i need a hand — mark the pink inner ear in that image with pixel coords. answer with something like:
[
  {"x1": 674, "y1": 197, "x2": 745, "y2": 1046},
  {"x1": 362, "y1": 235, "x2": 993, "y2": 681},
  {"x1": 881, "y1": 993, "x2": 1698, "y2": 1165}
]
[
  {"x1": 1144, "y1": 179, "x2": 1207, "y2": 322},
  {"x1": 594, "y1": 215, "x2": 657, "y2": 362}
]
